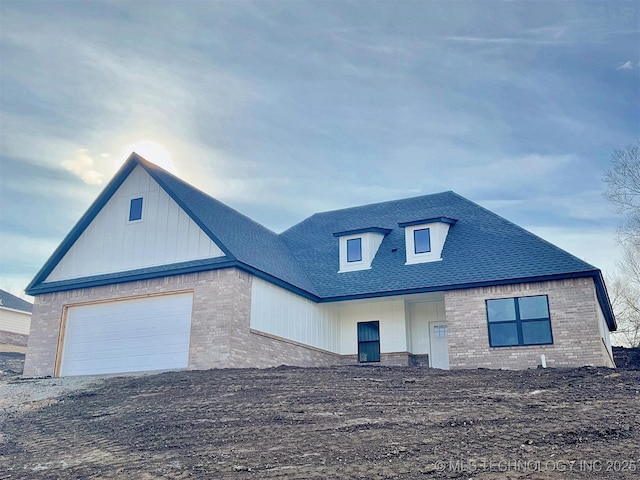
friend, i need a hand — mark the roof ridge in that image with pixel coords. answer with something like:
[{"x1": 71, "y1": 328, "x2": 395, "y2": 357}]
[
  {"x1": 141, "y1": 157, "x2": 320, "y2": 296},
  {"x1": 317, "y1": 190, "x2": 456, "y2": 216},
  {"x1": 136, "y1": 155, "x2": 280, "y2": 237},
  {"x1": 281, "y1": 190, "x2": 456, "y2": 234}
]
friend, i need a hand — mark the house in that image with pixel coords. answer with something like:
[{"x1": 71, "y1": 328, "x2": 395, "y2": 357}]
[
  {"x1": 0, "y1": 289, "x2": 33, "y2": 353},
  {"x1": 24, "y1": 153, "x2": 616, "y2": 377}
]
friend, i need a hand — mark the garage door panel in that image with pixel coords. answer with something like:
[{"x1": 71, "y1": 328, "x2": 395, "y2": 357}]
[
  {"x1": 63, "y1": 333, "x2": 190, "y2": 356},
  {"x1": 67, "y1": 317, "x2": 191, "y2": 342},
  {"x1": 60, "y1": 293, "x2": 193, "y2": 376}
]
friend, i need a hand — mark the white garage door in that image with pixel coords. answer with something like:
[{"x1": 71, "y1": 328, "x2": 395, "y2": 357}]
[{"x1": 59, "y1": 293, "x2": 193, "y2": 376}]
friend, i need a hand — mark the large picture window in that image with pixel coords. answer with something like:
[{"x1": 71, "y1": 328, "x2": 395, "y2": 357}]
[
  {"x1": 486, "y1": 295, "x2": 553, "y2": 347},
  {"x1": 357, "y1": 321, "x2": 380, "y2": 362}
]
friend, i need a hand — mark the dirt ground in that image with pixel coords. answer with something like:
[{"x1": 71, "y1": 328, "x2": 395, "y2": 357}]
[{"x1": 1, "y1": 353, "x2": 639, "y2": 480}]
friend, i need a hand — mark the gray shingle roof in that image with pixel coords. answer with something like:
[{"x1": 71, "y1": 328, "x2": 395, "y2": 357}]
[
  {"x1": 280, "y1": 191, "x2": 599, "y2": 299},
  {"x1": 25, "y1": 154, "x2": 614, "y2": 329},
  {"x1": 148, "y1": 164, "x2": 319, "y2": 295},
  {"x1": 0, "y1": 289, "x2": 33, "y2": 313}
]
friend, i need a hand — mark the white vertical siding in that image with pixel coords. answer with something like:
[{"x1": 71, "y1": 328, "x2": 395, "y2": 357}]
[
  {"x1": 338, "y1": 232, "x2": 386, "y2": 272},
  {"x1": 404, "y1": 222, "x2": 451, "y2": 264},
  {"x1": 337, "y1": 298, "x2": 407, "y2": 354},
  {"x1": 0, "y1": 309, "x2": 32, "y2": 335},
  {"x1": 250, "y1": 278, "x2": 339, "y2": 352},
  {"x1": 45, "y1": 166, "x2": 225, "y2": 282}
]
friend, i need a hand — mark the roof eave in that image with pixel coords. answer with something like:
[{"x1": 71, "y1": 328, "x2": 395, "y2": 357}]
[
  {"x1": 316, "y1": 270, "x2": 617, "y2": 330},
  {"x1": 25, "y1": 258, "x2": 239, "y2": 296},
  {"x1": 333, "y1": 227, "x2": 393, "y2": 237}
]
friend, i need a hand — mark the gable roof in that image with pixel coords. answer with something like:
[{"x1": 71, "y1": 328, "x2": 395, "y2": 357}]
[
  {"x1": 25, "y1": 154, "x2": 615, "y2": 330},
  {"x1": 26, "y1": 154, "x2": 317, "y2": 297},
  {"x1": 0, "y1": 289, "x2": 33, "y2": 313}
]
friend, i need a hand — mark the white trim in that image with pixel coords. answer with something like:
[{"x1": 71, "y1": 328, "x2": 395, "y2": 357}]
[
  {"x1": 404, "y1": 222, "x2": 451, "y2": 264},
  {"x1": 338, "y1": 232, "x2": 385, "y2": 273},
  {"x1": 126, "y1": 193, "x2": 146, "y2": 224}
]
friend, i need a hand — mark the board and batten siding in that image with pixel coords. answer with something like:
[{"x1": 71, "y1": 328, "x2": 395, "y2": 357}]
[
  {"x1": 250, "y1": 278, "x2": 339, "y2": 353},
  {"x1": 337, "y1": 298, "x2": 407, "y2": 355},
  {"x1": 45, "y1": 166, "x2": 224, "y2": 282},
  {"x1": 406, "y1": 301, "x2": 446, "y2": 356}
]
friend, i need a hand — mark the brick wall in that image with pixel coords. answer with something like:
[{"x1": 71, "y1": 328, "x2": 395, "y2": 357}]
[
  {"x1": 24, "y1": 269, "x2": 341, "y2": 378},
  {"x1": 339, "y1": 352, "x2": 424, "y2": 366},
  {"x1": 444, "y1": 277, "x2": 615, "y2": 369}
]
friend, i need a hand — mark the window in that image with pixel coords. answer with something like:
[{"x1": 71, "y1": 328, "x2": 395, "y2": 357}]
[
  {"x1": 414, "y1": 228, "x2": 431, "y2": 254},
  {"x1": 486, "y1": 295, "x2": 553, "y2": 347},
  {"x1": 347, "y1": 238, "x2": 362, "y2": 263},
  {"x1": 129, "y1": 197, "x2": 143, "y2": 222},
  {"x1": 433, "y1": 325, "x2": 448, "y2": 338},
  {"x1": 357, "y1": 321, "x2": 380, "y2": 362}
]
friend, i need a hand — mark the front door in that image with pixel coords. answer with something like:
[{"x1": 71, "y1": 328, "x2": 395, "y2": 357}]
[
  {"x1": 429, "y1": 323, "x2": 449, "y2": 370},
  {"x1": 357, "y1": 321, "x2": 380, "y2": 363}
]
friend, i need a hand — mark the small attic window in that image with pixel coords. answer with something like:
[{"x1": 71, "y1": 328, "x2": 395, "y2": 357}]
[
  {"x1": 129, "y1": 197, "x2": 144, "y2": 222},
  {"x1": 347, "y1": 238, "x2": 362, "y2": 262},
  {"x1": 398, "y1": 217, "x2": 457, "y2": 265},
  {"x1": 414, "y1": 228, "x2": 431, "y2": 254},
  {"x1": 334, "y1": 227, "x2": 391, "y2": 273}
]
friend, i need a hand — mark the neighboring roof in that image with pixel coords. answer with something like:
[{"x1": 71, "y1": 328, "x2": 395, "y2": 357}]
[
  {"x1": 0, "y1": 289, "x2": 33, "y2": 313},
  {"x1": 25, "y1": 153, "x2": 616, "y2": 330}
]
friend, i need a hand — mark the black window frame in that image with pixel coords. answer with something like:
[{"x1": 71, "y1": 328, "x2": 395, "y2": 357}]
[
  {"x1": 413, "y1": 227, "x2": 431, "y2": 254},
  {"x1": 129, "y1": 197, "x2": 144, "y2": 222},
  {"x1": 346, "y1": 237, "x2": 362, "y2": 263},
  {"x1": 357, "y1": 321, "x2": 380, "y2": 363},
  {"x1": 486, "y1": 295, "x2": 553, "y2": 348}
]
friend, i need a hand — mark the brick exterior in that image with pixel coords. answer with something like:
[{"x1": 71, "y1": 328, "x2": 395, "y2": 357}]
[
  {"x1": 339, "y1": 352, "x2": 428, "y2": 367},
  {"x1": 24, "y1": 270, "x2": 615, "y2": 377},
  {"x1": 23, "y1": 268, "x2": 341, "y2": 378},
  {"x1": 444, "y1": 277, "x2": 615, "y2": 369}
]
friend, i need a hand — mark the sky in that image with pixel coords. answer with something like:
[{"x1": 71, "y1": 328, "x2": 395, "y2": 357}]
[{"x1": 0, "y1": 0, "x2": 639, "y2": 300}]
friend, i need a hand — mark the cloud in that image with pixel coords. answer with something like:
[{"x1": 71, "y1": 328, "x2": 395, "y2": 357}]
[
  {"x1": 617, "y1": 61, "x2": 635, "y2": 70},
  {"x1": 62, "y1": 150, "x2": 104, "y2": 185}
]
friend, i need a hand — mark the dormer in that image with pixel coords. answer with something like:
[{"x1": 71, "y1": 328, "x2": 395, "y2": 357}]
[
  {"x1": 333, "y1": 227, "x2": 391, "y2": 273},
  {"x1": 398, "y1": 217, "x2": 457, "y2": 265}
]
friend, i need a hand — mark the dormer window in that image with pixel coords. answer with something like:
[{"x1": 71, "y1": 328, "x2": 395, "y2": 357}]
[
  {"x1": 414, "y1": 228, "x2": 431, "y2": 254},
  {"x1": 347, "y1": 238, "x2": 362, "y2": 262},
  {"x1": 399, "y1": 217, "x2": 456, "y2": 265},
  {"x1": 334, "y1": 227, "x2": 391, "y2": 272}
]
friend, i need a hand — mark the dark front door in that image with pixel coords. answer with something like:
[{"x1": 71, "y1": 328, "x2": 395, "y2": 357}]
[{"x1": 358, "y1": 321, "x2": 380, "y2": 363}]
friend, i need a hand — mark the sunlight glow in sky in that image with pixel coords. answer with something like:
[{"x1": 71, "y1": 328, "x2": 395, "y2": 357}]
[{"x1": 126, "y1": 141, "x2": 175, "y2": 173}]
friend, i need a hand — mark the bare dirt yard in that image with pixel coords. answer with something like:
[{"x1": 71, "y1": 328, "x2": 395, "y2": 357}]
[{"x1": 1, "y1": 352, "x2": 639, "y2": 480}]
